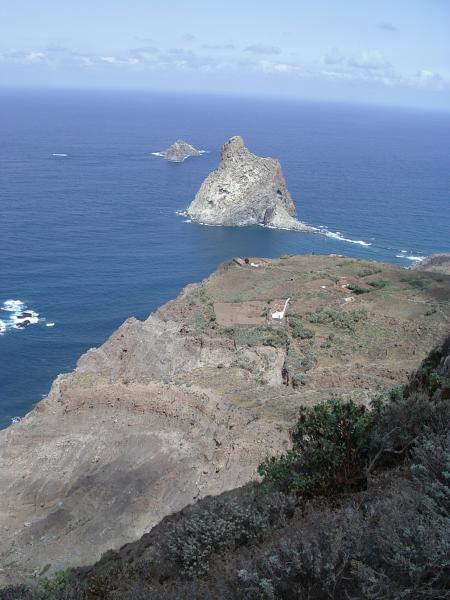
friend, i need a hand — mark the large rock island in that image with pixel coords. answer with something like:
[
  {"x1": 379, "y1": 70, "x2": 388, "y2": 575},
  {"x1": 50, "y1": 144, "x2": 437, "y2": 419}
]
[{"x1": 185, "y1": 136, "x2": 315, "y2": 230}]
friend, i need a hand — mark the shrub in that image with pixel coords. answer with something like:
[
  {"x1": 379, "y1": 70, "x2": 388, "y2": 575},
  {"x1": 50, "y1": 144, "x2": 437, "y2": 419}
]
[
  {"x1": 225, "y1": 326, "x2": 289, "y2": 348},
  {"x1": 401, "y1": 277, "x2": 429, "y2": 289},
  {"x1": 167, "y1": 501, "x2": 268, "y2": 577},
  {"x1": 368, "y1": 279, "x2": 389, "y2": 289},
  {"x1": 259, "y1": 398, "x2": 372, "y2": 496},
  {"x1": 288, "y1": 317, "x2": 314, "y2": 339},
  {"x1": 308, "y1": 307, "x2": 368, "y2": 331},
  {"x1": 282, "y1": 349, "x2": 316, "y2": 388},
  {"x1": 347, "y1": 283, "x2": 370, "y2": 294},
  {"x1": 358, "y1": 267, "x2": 382, "y2": 277},
  {"x1": 260, "y1": 361, "x2": 449, "y2": 498}
]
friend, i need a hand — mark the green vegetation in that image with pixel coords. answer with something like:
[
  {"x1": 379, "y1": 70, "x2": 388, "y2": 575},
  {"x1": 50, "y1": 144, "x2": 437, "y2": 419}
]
[
  {"x1": 368, "y1": 279, "x2": 389, "y2": 289},
  {"x1": 283, "y1": 348, "x2": 316, "y2": 387},
  {"x1": 224, "y1": 325, "x2": 289, "y2": 348},
  {"x1": 401, "y1": 277, "x2": 430, "y2": 289},
  {"x1": 308, "y1": 306, "x2": 368, "y2": 331},
  {"x1": 358, "y1": 266, "x2": 382, "y2": 277},
  {"x1": 167, "y1": 497, "x2": 291, "y2": 578},
  {"x1": 288, "y1": 316, "x2": 314, "y2": 339},
  {"x1": 347, "y1": 283, "x2": 370, "y2": 294},
  {"x1": 259, "y1": 375, "x2": 449, "y2": 498},
  {"x1": 258, "y1": 397, "x2": 371, "y2": 495}
]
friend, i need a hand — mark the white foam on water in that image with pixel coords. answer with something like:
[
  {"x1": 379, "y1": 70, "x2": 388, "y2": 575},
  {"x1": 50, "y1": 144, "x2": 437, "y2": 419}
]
[
  {"x1": 395, "y1": 254, "x2": 426, "y2": 262},
  {"x1": 259, "y1": 223, "x2": 306, "y2": 232},
  {"x1": 1, "y1": 299, "x2": 45, "y2": 332},
  {"x1": 320, "y1": 229, "x2": 372, "y2": 246},
  {"x1": 183, "y1": 219, "x2": 192, "y2": 223},
  {"x1": 152, "y1": 149, "x2": 207, "y2": 159},
  {"x1": 52, "y1": 153, "x2": 68, "y2": 157},
  {"x1": 2, "y1": 299, "x2": 25, "y2": 312},
  {"x1": 46, "y1": 322, "x2": 55, "y2": 327}
]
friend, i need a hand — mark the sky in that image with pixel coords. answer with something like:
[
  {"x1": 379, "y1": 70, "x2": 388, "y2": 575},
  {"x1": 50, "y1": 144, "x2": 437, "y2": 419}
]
[{"x1": 1, "y1": 0, "x2": 449, "y2": 109}]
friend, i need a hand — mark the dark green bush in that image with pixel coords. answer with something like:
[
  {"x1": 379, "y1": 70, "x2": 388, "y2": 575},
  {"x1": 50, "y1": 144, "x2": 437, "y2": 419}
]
[
  {"x1": 347, "y1": 283, "x2": 370, "y2": 294},
  {"x1": 288, "y1": 317, "x2": 314, "y2": 339},
  {"x1": 401, "y1": 277, "x2": 429, "y2": 289},
  {"x1": 308, "y1": 307, "x2": 368, "y2": 331},
  {"x1": 368, "y1": 279, "x2": 389, "y2": 289},
  {"x1": 358, "y1": 267, "x2": 382, "y2": 277},
  {"x1": 259, "y1": 398, "x2": 372, "y2": 496},
  {"x1": 260, "y1": 362, "x2": 449, "y2": 497}
]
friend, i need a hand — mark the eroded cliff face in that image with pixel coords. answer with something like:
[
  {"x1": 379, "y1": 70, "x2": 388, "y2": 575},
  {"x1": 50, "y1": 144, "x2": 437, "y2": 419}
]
[
  {"x1": 186, "y1": 136, "x2": 315, "y2": 230},
  {"x1": 1, "y1": 255, "x2": 449, "y2": 584}
]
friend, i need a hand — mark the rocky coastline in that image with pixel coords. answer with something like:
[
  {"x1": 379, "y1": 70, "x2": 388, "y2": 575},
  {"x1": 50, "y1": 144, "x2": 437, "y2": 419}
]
[{"x1": 0, "y1": 253, "x2": 449, "y2": 585}]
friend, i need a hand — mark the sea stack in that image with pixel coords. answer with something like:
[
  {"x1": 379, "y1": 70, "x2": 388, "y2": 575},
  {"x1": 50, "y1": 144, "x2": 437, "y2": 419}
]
[
  {"x1": 160, "y1": 139, "x2": 201, "y2": 162},
  {"x1": 185, "y1": 136, "x2": 314, "y2": 230}
]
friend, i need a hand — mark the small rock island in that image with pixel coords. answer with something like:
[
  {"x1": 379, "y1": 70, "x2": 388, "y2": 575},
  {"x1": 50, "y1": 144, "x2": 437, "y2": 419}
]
[
  {"x1": 158, "y1": 139, "x2": 201, "y2": 162},
  {"x1": 185, "y1": 136, "x2": 315, "y2": 230}
]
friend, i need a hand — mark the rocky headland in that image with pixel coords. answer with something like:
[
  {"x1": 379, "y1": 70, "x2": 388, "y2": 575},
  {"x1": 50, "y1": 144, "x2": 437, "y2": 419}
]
[
  {"x1": 415, "y1": 252, "x2": 450, "y2": 275},
  {"x1": 157, "y1": 139, "x2": 201, "y2": 162},
  {"x1": 1, "y1": 254, "x2": 449, "y2": 585},
  {"x1": 185, "y1": 136, "x2": 315, "y2": 230}
]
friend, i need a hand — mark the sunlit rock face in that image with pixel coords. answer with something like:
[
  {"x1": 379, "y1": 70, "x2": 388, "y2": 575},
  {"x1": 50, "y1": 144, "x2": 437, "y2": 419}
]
[{"x1": 186, "y1": 136, "x2": 314, "y2": 231}]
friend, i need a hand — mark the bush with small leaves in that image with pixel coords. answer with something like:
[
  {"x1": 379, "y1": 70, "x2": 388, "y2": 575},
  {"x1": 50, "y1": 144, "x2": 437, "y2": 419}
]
[
  {"x1": 308, "y1": 307, "x2": 368, "y2": 331},
  {"x1": 288, "y1": 317, "x2": 314, "y2": 340},
  {"x1": 167, "y1": 501, "x2": 268, "y2": 578},
  {"x1": 368, "y1": 279, "x2": 389, "y2": 289},
  {"x1": 347, "y1": 283, "x2": 370, "y2": 294}
]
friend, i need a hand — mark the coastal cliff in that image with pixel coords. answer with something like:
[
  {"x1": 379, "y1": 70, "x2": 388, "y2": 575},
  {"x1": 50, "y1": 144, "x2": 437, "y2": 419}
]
[
  {"x1": 186, "y1": 136, "x2": 315, "y2": 230},
  {"x1": 0, "y1": 254, "x2": 449, "y2": 584}
]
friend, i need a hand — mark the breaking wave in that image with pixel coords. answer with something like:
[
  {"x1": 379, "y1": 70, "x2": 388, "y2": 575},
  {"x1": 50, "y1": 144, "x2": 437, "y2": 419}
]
[
  {"x1": 319, "y1": 228, "x2": 372, "y2": 246},
  {"x1": 1, "y1": 299, "x2": 41, "y2": 333},
  {"x1": 395, "y1": 254, "x2": 426, "y2": 263}
]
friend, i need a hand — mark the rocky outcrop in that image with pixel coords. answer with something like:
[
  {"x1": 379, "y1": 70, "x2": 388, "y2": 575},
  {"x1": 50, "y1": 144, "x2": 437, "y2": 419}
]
[
  {"x1": 415, "y1": 253, "x2": 450, "y2": 276},
  {"x1": 185, "y1": 136, "x2": 315, "y2": 231},
  {"x1": 159, "y1": 139, "x2": 201, "y2": 162}
]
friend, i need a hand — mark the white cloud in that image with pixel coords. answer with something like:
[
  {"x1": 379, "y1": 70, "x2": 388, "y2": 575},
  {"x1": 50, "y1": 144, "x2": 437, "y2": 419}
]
[
  {"x1": 100, "y1": 56, "x2": 117, "y2": 64},
  {"x1": 244, "y1": 44, "x2": 281, "y2": 55},
  {"x1": 348, "y1": 50, "x2": 390, "y2": 70},
  {"x1": 0, "y1": 49, "x2": 47, "y2": 64},
  {"x1": 258, "y1": 60, "x2": 298, "y2": 73},
  {"x1": 1, "y1": 43, "x2": 448, "y2": 94}
]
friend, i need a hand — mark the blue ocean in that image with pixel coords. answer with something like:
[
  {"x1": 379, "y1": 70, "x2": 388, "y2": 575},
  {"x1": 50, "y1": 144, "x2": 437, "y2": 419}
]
[{"x1": 1, "y1": 89, "x2": 449, "y2": 428}]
